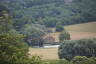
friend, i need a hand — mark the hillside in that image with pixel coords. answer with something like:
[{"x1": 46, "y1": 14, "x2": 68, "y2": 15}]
[{"x1": 1, "y1": 0, "x2": 96, "y2": 30}]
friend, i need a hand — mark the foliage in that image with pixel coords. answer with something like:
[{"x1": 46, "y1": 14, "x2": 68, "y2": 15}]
[
  {"x1": 56, "y1": 24, "x2": 64, "y2": 32},
  {"x1": 0, "y1": 10, "x2": 13, "y2": 33},
  {"x1": 8, "y1": 29, "x2": 19, "y2": 34},
  {"x1": 0, "y1": 5, "x2": 45, "y2": 64},
  {"x1": 1, "y1": 0, "x2": 96, "y2": 30},
  {"x1": 72, "y1": 56, "x2": 96, "y2": 64},
  {"x1": 59, "y1": 31, "x2": 71, "y2": 41},
  {"x1": 45, "y1": 59, "x2": 73, "y2": 64},
  {"x1": 0, "y1": 34, "x2": 28, "y2": 64},
  {"x1": 58, "y1": 38, "x2": 96, "y2": 60},
  {"x1": 28, "y1": 56, "x2": 43, "y2": 64},
  {"x1": 0, "y1": 34, "x2": 96, "y2": 64},
  {"x1": 43, "y1": 57, "x2": 96, "y2": 64},
  {"x1": 72, "y1": 56, "x2": 88, "y2": 64},
  {"x1": 20, "y1": 24, "x2": 46, "y2": 47},
  {"x1": 1, "y1": 1, "x2": 96, "y2": 64}
]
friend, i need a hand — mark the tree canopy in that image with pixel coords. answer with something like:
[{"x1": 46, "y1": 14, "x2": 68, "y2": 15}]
[{"x1": 1, "y1": 0, "x2": 96, "y2": 30}]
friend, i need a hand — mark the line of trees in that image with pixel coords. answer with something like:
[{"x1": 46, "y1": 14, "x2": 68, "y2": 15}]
[{"x1": 58, "y1": 38, "x2": 96, "y2": 60}]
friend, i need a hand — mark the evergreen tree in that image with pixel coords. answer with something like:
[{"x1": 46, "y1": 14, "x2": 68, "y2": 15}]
[
  {"x1": 0, "y1": 6, "x2": 13, "y2": 34},
  {"x1": 0, "y1": 34, "x2": 28, "y2": 64}
]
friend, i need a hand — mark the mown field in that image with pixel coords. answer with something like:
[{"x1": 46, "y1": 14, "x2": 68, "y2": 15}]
[
  {"x1": 65, "y1": 22, "x2": 96, "y2": 33},
  {"x1": 65, "y1": 22, "x2": 96, "y2": 40},
  {"x1": 29, "y1": 22, "x2": 96, "y2": 60}
]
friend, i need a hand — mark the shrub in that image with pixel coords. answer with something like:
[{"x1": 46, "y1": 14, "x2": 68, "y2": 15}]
[
  {"x1": 28, "y1": 56, "x2": 43, "y2": 64},
  {"x1": 0, "y1": 34, "x2": 45, "y2": 64},
  {"x1": 72, "y1": 56, "x2": 88, "y2": 64},
  {"x1": 56, "y1": 25, "x2": 64, "y2": 32},
  {"x1": 0, "y1": 34, "x2": 28, "y2": 64},
  {"x1": 59, "y1": 31, "x2": 71, "y2": 41},
  {"x1": 20, "y1": 24, "x2": 46, "y2": 47},
  {"x1": 44, "y1": 59, "x2": 73, "y2": 64},
  {"x1": 72, "y1": 56, "x2": 96, "y2": 64},
  {"x1": 58, "y1": 38, "x2": 96, "y2": 60}
]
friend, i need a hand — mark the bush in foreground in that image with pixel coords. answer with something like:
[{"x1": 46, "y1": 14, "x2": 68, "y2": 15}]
[
  {"x1": 0, "y1": 34, "x2": 28, "y2": 64},
  {"x1": 0, "y1": 34, "x2": 46, "y2": 64},
  {"x1": 72, "y1": 56, "x2": 96, "y2": 64},
  {"x1": 43, "y1": 56, "x2": 96, "y2": 64},
  {"x1": 43, "y1": 59, "x2": 73, "y2": 64}
]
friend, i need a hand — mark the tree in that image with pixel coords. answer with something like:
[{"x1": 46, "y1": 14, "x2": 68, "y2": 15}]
[
  {"x1": 0, "y1": 4, "x2": 44, "y2": 64},
  {"x1": 58, "y1": 38, "x2": 96, "y2": 60},
  {"x1": 0, "y1": 6, "x2": 13, "y2": 33},
  {"x1": 72, "y1": 56, "x2": 96, "y2": 64},
  {"x1": 56, "y1": 24, "x2": 64, "y2": 32},
  {"x1": 42, "y1": 17, "x2": 58, "y2": 27},
  {"x1": 0, "y1": 34, "x2": 28, "y2": 64},
  {"x1": 0, "y1": 5, "x2": 29, "y2": 64},
  {"x1": 59, "y1": 31, "x2": 71, "y2": 41},
  {"x1": 3, "y1": 0, "x2": 96, "y2": 30},
  {"x1": 20, "y1": 24, "x2": 46, "y2": 47}
]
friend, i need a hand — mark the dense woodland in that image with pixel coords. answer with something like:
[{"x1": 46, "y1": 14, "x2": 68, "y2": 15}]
[
  {"x1": 1, "y1": 0, "x2": 96, "y2": 30},
  {"x1": 59, "y1": 38, "x2": 96, "y2": 60}
]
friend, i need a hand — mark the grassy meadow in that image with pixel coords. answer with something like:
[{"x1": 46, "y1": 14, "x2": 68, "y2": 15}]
[{"x1": 29, "y1": 22, "x2": 96, "y2": 60}]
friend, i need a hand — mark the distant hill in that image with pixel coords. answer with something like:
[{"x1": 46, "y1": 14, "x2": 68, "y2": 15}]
[{"x1": 1, "y1": 0, "x2": 96, "y2": 30}]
